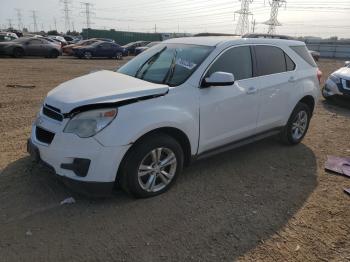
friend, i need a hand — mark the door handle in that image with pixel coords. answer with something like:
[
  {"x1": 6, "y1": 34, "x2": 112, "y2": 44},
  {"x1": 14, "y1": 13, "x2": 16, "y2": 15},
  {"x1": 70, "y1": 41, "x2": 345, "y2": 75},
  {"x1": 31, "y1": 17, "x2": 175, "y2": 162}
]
[
  {"x1": 246, "y1": 86, "x2": 258, "y2": 94},
  {"x1": 288, "y1": 76, "x2": 296, "y2": 83}
]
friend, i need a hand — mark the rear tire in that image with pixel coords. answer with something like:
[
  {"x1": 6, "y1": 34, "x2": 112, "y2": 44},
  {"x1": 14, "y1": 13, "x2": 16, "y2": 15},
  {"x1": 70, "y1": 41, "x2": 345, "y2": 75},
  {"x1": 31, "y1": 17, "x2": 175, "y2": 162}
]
[
  {"x1": 49, "y1": 50, "x2": 59, "y2": 58},
  {"x1": 12, "y1": 48, "x2": 24, "y2": 58},
  {"x1": 115, "y1": 52, "x2": 123, "y2": 60},
  {"x1": 280, "y1": 102, "x2": 311, "y2": 145},
  {"x1": 119, "y1": 133, "x2": 184, "y2": 198}
]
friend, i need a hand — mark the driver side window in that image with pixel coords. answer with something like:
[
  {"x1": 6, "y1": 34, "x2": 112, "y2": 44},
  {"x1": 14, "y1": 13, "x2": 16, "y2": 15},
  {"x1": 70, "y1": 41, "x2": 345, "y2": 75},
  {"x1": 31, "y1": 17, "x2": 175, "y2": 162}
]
[{"x1": 207, "y1": 46, "x2": 253, "y2": 81}]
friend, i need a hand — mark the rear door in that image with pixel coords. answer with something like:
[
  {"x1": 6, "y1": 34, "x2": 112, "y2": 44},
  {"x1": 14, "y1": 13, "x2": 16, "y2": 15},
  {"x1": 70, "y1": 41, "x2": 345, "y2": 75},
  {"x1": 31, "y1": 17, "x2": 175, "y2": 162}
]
[
  {"x1": 199, "y1": 45, "x2": 260, "y2": 153},
  {"x1": 253, "y1": 45, "x2": 297, "y2": 133},
  {"x1": 97, "y1": 43, "x2": 113, "y2": 57}
]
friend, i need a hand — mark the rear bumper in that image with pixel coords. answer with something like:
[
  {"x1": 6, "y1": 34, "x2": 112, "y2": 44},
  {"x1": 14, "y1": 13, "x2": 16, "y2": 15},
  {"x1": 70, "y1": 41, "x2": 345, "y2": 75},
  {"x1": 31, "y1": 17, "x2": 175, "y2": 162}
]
[{"x1": 27, "y1": 138, "x2": 115, "y2": 197}]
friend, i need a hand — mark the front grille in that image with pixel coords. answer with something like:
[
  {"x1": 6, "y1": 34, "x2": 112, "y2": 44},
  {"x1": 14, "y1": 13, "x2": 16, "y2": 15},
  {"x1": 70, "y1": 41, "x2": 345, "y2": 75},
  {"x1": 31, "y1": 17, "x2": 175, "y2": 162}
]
[
  {"x1": 43, "y1": 104, "x2": 63, "y2": 122},
  {"x1": 36, "y1": 127, "x2": 55, "y2": 144}
]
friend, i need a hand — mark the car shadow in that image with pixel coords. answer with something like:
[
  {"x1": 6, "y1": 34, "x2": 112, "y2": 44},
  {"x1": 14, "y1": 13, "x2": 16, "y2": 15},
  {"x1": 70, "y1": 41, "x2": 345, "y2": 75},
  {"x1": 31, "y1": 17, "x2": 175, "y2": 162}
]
[
  {"x1": 321, "y1": 98, "x2": 350, "y2": 116},
  {"x1": 0, "y1": 138, "x2": 317, "y2": 261}
]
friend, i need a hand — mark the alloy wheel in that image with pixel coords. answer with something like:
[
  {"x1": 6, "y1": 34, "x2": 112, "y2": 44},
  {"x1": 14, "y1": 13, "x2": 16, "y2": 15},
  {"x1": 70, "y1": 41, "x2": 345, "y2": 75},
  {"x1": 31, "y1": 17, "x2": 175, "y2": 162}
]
[
  {"x1": 291, "y1": 110, "x2": 308, "y2": 141},
  {"x1": 137, "y1": 147, "x2": 177, "y2": 193}
]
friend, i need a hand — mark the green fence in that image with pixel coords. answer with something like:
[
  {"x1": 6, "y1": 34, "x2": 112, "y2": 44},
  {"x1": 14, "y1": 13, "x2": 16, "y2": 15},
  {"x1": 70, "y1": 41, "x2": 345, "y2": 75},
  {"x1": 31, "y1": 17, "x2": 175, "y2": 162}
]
[{"x1": 82, "y1": 29, "x2": 162, "y2": 45}]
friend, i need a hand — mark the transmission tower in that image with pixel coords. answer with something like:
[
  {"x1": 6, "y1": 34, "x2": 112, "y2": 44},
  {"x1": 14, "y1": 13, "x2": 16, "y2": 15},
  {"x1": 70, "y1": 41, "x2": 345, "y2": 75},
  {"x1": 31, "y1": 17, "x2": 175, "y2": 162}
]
[
  {"x1": 235, "y1": 0, "x2": 254, "y2": 36},
  {"x1": 81, "y1": 2, "x2": 93, "y2": 29},
  {"x1": 7, "y1": 19, "x2": 13, "y2": 29},
  {"x1": 15, "y1": 8, "x2": 23, "y2": 30},
  {"x1": 264, "y1": 0, "x2": 286, "y2": 35},
  {"x1": 30, "y1": 10, "x2": 38, "y2": 32},
  {"x1": 54, "y1": 17, "x2": 57, "y2": 31},
  {"x1": 61, "y1": 0, "x2": 71, "y2": 32}
]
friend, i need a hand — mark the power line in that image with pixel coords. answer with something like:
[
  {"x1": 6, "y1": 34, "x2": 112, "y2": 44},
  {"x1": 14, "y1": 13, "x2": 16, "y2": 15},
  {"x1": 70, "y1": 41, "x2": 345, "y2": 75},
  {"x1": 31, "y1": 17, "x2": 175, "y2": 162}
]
[
  {"x1": 15, "y1": 8, "x2": 23, "y2": 30},
  {"x1": 264, "y1": 0, "x2": 286, "y2": 34},
  {"x1": 235, "y1": 0, "x2": 254, "y2": 35},
  {"x1": 30, "y1": 10, "x2": 38, "y2": 32}
]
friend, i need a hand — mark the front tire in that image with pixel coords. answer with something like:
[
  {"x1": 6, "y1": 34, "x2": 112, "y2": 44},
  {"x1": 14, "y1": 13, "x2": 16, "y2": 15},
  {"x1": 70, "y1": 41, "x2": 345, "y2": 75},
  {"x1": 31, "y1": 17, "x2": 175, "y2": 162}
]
[
  {"x1": 120, "y1": 134, "x2": 184, "y2": 198},
  {"x1": 83, "y1": 51, "x2": 92, "y2": 59},
  {"x1": 280, "y1": 102, "x2": 311, "y2": 145}
]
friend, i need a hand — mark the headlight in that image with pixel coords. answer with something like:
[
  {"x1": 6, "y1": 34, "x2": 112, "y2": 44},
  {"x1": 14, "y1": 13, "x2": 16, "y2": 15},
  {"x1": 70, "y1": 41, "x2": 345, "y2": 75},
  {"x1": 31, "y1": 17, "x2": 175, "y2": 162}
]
[
  {"x1": 64, "y1": 108, "x2": 117, "y2": 138},
  {"x1": 329, "y1": 74, "x2": 341, "y2": 84}
]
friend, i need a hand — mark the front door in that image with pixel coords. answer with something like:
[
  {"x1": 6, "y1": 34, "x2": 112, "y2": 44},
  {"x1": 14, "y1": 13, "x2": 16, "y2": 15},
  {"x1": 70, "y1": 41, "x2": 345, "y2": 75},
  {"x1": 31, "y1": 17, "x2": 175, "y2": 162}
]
[{"x1": 198, "y1": 46, "x2": 260, "y2": 154}]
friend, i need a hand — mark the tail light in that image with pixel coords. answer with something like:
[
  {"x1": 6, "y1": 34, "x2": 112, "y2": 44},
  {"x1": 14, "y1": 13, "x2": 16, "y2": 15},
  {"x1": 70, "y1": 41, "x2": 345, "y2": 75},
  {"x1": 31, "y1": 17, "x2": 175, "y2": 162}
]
[{"x1": 317, "y1": 68, "x2": 322, "y2": 84}]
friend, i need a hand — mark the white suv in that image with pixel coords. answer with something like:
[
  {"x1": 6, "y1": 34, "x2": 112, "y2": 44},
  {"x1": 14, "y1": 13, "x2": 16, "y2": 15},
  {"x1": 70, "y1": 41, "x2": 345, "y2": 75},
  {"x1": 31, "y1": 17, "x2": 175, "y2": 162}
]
[{"x1": 28, "y1": 37, "x2": 321, "y2": 198}]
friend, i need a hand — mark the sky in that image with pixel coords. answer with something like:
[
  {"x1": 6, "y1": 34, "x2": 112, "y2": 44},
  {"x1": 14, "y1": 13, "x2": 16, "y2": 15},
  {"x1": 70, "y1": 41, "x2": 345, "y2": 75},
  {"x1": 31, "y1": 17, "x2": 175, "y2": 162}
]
[{"x1": 0, "y1": 0, "x2": 349, "y2": 38}]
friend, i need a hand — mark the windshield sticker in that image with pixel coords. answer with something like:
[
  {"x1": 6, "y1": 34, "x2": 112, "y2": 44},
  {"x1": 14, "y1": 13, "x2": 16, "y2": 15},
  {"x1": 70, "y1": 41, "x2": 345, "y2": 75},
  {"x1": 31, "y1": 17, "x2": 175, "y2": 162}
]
[{"x1": 176, "y1": 58, "x2": 197, "y2": 70}]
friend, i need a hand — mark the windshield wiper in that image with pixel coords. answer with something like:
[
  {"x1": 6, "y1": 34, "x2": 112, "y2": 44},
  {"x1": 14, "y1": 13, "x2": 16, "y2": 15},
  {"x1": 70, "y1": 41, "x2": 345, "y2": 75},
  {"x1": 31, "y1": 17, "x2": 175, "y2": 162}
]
[
  {"x1": 162, "y1": 49, "x2": 178, "y2": 85},
  {"x1": 135, "y1": 47, "x2": 167, "y2": 79}
]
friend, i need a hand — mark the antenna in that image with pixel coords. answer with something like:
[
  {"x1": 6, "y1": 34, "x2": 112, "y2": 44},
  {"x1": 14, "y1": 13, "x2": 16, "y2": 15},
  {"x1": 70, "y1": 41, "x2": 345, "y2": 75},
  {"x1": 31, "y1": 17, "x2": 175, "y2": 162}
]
[
  {"x1": 264, "y1": 0, "x2": 286, "y2": 34},
  {"x1": 235, "y1": 0, "x2": 254, "y2": 35}
]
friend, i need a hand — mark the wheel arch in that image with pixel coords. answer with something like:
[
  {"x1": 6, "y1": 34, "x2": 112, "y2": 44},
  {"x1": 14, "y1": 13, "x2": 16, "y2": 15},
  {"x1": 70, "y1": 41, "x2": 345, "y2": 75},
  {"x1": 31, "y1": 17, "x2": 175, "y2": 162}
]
[
  {"x1": 298, "y1": 95, "x2": 315, "y2": 115},
  {"x1": 125, "y1": 127, "x2": 192, "y2": 167}
]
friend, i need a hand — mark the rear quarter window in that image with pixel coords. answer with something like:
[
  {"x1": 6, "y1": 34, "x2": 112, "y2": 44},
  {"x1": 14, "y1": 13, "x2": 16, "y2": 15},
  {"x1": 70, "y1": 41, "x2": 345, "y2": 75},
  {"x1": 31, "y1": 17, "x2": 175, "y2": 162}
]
[{"x1": 290, "y1": 45, "x2": 317, "y2": 67}]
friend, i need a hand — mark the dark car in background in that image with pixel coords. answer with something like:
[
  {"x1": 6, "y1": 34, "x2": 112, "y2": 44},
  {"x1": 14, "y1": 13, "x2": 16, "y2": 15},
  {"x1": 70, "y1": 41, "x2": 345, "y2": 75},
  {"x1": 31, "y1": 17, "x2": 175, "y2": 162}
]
[
  {"x1": 63, "y1": 38, "x2": 101, "y2": 55},
  {"x1": 0, "y1": 33, "x2": 17, "y2": 42},
  {"x1": 135, "y1": 41, "x2": 161, "y2": 55},
  {"x1": 122, "y1": 41, "x2": 150, "y2": 55},
  {"x1": 0, "y1": 37, "x2": 61, "y2": 58},
  {"x1": 72, "y1": 41, "x2": 126, "y2": 59}
]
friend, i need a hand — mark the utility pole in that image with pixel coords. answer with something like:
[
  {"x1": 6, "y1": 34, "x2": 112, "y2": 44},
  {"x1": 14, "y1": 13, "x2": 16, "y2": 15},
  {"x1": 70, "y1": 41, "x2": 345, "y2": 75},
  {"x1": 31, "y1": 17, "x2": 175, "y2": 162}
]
[
  {"x1": 264, "y1": 0, "x2": 286, "y2": 35},
  {"x1": 154, "y1": 24, "x2": 157, "y2": 33},
  {"x1": 235, "y1": 0, "x2": 253, "y2": 36},
  {"x1": 15, "y1": 8, "x2": 23, "y2": 30},
  {"x1": 30, "y1": 10, "x2": 38, "y2": 32},
  {"x1": 61, "y1": 0, "x2": 71, "y2": 32},
  {"x1": 7, "y1": 19, "x2": 13, "y2": 29}
]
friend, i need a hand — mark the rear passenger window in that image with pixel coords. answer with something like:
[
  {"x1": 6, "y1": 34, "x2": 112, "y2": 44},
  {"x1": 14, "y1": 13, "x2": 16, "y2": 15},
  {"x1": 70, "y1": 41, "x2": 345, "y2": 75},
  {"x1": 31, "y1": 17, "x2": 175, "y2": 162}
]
[
  {"x1": 254, "y1": 46, "x2": 287, "y2": 76},
  {"x1": 207, "y1": 46, "x2": 253, "y2": 81}
]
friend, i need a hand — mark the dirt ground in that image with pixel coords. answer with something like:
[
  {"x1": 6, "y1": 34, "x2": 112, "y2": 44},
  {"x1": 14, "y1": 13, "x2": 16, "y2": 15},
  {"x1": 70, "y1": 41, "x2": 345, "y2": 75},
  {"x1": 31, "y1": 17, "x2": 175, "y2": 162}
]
[{"x1": 0, "y1": 56, "x2": 349, "y2": 262}]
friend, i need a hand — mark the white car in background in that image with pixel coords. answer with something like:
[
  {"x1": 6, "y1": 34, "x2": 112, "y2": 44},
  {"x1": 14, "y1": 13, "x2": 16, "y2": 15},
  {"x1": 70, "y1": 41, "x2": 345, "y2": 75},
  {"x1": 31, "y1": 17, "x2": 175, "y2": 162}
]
[
  {"x1": 323, "y1": 61, "x2": 350, "y2": 99},
  {"x1": 28, "y1": 37, "x2": 321, "y2": 198}
]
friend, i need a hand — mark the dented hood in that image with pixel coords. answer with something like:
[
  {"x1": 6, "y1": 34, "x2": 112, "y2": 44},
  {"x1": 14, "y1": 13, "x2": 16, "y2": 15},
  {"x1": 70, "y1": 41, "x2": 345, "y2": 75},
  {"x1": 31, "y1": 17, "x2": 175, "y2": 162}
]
[{"x1": 45, "y1": 70, "x2": 169, "y2": 113}]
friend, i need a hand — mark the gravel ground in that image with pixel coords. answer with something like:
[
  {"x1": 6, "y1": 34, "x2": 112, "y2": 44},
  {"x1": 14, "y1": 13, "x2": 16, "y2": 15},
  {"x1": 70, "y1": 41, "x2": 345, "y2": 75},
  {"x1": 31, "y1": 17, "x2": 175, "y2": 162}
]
[{"x1": 0, "y1": 57, "x2": 349, "y2": 262}]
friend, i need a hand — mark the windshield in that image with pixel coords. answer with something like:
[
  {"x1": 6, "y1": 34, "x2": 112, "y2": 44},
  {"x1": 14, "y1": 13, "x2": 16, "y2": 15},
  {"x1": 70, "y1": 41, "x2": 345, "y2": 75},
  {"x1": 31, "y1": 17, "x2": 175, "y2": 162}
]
[{"x1": 118, "y1": 43, "x2": 213, "y2": 86}]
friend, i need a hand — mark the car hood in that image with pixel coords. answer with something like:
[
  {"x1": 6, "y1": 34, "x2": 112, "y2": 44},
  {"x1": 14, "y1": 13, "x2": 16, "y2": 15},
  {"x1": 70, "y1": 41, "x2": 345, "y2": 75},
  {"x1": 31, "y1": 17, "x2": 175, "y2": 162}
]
[
  {"x1": 45, "y1": 70, "x2": 169, "y2": 113},
  {"x1": 333, "y1": 67, "x2": 350, "y2": 80}
]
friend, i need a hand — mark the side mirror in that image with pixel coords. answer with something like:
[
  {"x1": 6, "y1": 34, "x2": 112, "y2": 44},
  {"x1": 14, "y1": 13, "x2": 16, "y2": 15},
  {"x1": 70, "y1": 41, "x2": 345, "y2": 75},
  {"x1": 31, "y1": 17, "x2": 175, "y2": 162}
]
[
  {"x1": 345, "y1": 61, "x2": 350, "y2": 67},
  {"x1": 202, "y1": 72, "x2": 235, "y2": 88}
]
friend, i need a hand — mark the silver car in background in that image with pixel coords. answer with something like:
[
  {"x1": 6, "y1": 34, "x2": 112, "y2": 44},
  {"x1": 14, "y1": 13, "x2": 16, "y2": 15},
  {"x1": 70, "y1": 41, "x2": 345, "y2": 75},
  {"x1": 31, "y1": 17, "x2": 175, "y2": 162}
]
[{"x1": 323, "y1": 61, "x2": 350, "y2": 99}]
